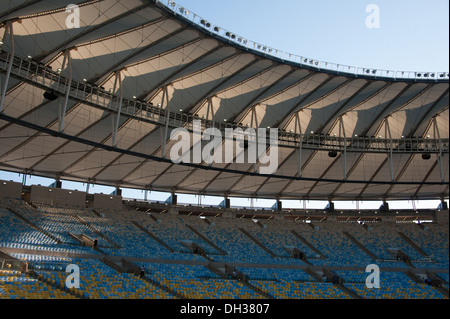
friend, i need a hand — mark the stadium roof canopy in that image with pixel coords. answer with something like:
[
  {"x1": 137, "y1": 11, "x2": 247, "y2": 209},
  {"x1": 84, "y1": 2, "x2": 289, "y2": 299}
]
[{"x1": 0, "y1": 0, "x2": 448, "y2": 201}]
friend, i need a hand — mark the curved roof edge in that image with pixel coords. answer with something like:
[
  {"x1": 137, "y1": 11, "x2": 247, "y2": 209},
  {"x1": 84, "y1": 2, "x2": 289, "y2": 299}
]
[{"x1": 154, "y1": 0, "x2": 449, "y2": 83}]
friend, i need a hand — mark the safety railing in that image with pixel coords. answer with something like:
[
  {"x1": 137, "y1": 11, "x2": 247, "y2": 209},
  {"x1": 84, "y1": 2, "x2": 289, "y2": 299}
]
[
  {"x1": 156, "y1": 0, "x2": 449, "y2": 81},
  {"x1": 1, "y1": 49, "x2": 448, "y2": 155}
]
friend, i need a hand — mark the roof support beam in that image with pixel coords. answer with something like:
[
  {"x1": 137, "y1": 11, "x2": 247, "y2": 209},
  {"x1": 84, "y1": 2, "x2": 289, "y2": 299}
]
[
  {"x1": 91, "y1": 125, "x2": 161, "y2": 182},
  {"x1": 1, "y1": 111, "x2": 445, "y2": 189},
  {"x1": 111, "y1": 70, "x2": 123, "y2": 147},
  {"x1": 294, "y1": 112, "x2": 303, "y2": 177},
  {"x1": 339, "y1": 116, "x2": 347, "y2": 180},
  {"x1": 229, "y1": 67, "x2": 297, "y2": 124},
  {"x1": 0, "y1": 20, "x2": 14, "y2": 113},
  {"x1": 412, "y1": 160, "x2": 446, "y2": 199},
  {"x1": 89, "y1": 24, "x2": 184, "y2": 85},
  {"x1": 432, "y1": 117, "x2": 445, "y2": 182},
  {"x1": 251, "y1": 105, "x2": 259, "y2": 173},
  {"x1": 0, "y1": 0, "x2": 43, "y2": 22},
  {"x1": 316, "y1": 81, "x2": 380, "y2": 134},
  {"x1": 363, "y1": 83, "x2": 431, "y2": 137},
  {"x1": 58, "y1": 50, "x2": 72, "y2": 132},
  {"x1": 406, "y1": 89, "x2": 449, "y2": 138},
  {"x1": 140, "y1": 40, "x2": 221, "y2": 102},
  {"x1": 37, "y1": 2, "x2": 155, "y2": 64},
  {"x1": 330, "y1": 83, "x2": 427, "y2": 198},
  {"x1": 276, "y1": 74, "x2": 334, "y2": 130},
  {"x1": 206, "y1": 97, "x2": 215, "y2": 125},
  {"x1": 185, "y1": 56, "x2": 261, "y2": 115},
  {"x1": 160, "y1": 85, "x2": 171, "y2": 158},
  {"x1": 385, "y1": 117, "x2": 394, "y2": 182}
]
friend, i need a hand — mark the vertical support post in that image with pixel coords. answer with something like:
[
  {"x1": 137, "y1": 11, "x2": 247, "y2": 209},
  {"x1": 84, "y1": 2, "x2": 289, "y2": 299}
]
[
  {"x1": 58, "y1": 50, "x2": 73, "y2": 132},
  {"x1": 22, "y1": 172, "x2": 27, "y2": 186},
  {"x1": 385, "y1": 117, "x2": 394, "y2": 182},
  {"x1": 251, "y1": 106, "x2": 258, "y2": 173},
  {"x1": 206, "y1": 97, "x2": 215, "y2": 127},
  {"x1": 294, "y1": 112, "x2": 303, "y2": 177},
  {"x1": 0, "y1": 21, "x2": 14, "y2": 113},
  {"x1": 112, "y1": 71, "x2": 123, "y2": 147},
  {"x1": 433, "y1": 117, "x2": 444, "y2": 182},
  {"x1": 161, "y1": 85, "x2": 170, "y2": 158},
  {"x1": 339, "y1": 117, "x2": 347, "y2": 180}
]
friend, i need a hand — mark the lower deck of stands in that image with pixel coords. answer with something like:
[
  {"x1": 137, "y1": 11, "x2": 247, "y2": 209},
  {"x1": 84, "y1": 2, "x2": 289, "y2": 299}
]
[{"x1": 0, "y1": 198, "x2": 448, "y2": 299}]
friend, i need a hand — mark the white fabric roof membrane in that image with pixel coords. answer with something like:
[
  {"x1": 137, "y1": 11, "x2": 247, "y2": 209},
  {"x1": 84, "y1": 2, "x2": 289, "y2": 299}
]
[{"x1": 0, "y1": 0, "x2": 448, "y2": 201}]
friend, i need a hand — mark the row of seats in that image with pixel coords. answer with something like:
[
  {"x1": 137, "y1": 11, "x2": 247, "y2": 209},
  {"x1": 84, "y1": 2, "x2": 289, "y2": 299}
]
[
  {"x1": 39, "y1": 258, "x2": 175, "y2": 299},
  {"x1": 342, "y1": 272, "x2": 447, "y2": 299},
  {"x1": 0, "y1": 199, "x2": 448, "y2": 299},
  {"x1": 0, "y1": 269, "x2": 77, "y2": 299},
  {"x1": 250, "y1": 280, "x2": 351, "y2": 299},
  {"x1": 2, "y1": 201, "x2": 448, "y2": 269},
  {"x1": 142, "y1": 262, "x2": 263, "y2": 299},
  {"x1": 1, "y1": 252, "x2": 448, "y2": 299}
]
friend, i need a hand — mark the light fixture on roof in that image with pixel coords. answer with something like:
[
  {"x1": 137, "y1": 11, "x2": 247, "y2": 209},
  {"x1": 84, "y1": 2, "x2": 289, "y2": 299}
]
[
  {"x1": 225, "y1": 32, "x2": 236, "y2": 39},
  {"x1": 43, "y1": 90, "x2": 58, "y2": 101},
  {"x1": 328, "y1": 150, "x2": 338, "y2": 158},
  {"x1": 200, "y1": 19, "x2": 211, "y2": 28},
  {"x1": 422, "y1": 153, "x2": 431, "y2": 160}
]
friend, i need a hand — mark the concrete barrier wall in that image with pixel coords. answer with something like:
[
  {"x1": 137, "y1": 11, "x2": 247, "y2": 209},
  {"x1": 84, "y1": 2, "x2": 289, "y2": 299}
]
[
  {"x1": 93, "y1": 193, "x2": 122, "y2": 210},
  {"x1": 436, "y1": 210, "x2": 449, "y2": 225},
  {"x1": 30, "y1": 185, "x2": 86, "y2": 208},
  {"x1": 0, "y1": 180, "x2": 22, "y2": 199}
]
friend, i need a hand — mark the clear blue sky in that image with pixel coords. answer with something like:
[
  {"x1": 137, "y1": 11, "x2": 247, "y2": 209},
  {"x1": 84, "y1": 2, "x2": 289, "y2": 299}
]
[
  {"x1": 0, "y1": 1, "x2": 448, "y2": 209},
  {"x1": 171, "y1": 0, "x2": 449, "y2": 72}
]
